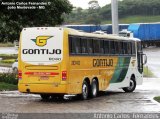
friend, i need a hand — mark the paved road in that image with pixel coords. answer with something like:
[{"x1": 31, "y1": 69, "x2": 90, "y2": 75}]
[
  {"x1": 0, "y1": 47, "x2": 160, "y2": 114},
  {"x1": 0, "y1": 78, "x2": 160, "y2": 113},
  {"x1": 0, "y1": 77, "x2": 160, "y2": 113},
  {"x1": 144, "y1": 47, "x2": 160, "y2": 78}
]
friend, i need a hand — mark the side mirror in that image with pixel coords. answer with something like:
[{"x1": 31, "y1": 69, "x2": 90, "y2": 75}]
[{"x1": 143, "y1": 54, "x2": 147, "y2": 65}]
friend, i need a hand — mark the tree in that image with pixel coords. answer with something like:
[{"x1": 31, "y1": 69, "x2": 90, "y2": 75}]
[
  {"x1": 88, "y1": 0, "x2": 100, "y2": 9},
  {"x1": 0, "y1": 0, "x2": 73, "y2": 42}
]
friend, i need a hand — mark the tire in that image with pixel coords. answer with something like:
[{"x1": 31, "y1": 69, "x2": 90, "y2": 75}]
[
  {"x1": 90, "y1": 79, "x2": 98, "y2": 98},
  {"x1": 122, "y1": 76, "x2": 136, "y2": 92},
  {"x1": 81, "y1": 80, "x2": 89, "y2": 100},
  {"x1": 40, "y1": 94, "x2": 50, "y2": 100}
]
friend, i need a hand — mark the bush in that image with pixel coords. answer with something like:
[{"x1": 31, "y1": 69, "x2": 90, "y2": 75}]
[
  {"x1": 0, "y1": 73, "x2": 18, "y2": 85},
  {"x1": 1, "y1": 59, "x2": 15, "y2": 64},
  {"x1": 154, "y1": 96, "x2": 160, "y2": 103},
  {"x1": 0, "y1": 54, "x2": 18, "y2": 60},
  {"x1": 0, "y1": 82, "x2": 17, "y2": 91}
]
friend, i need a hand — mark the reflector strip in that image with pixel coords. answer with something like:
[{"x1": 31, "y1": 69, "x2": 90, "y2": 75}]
[{"x1": 25, "y1": 72, "x2": 59, "y2": 76}]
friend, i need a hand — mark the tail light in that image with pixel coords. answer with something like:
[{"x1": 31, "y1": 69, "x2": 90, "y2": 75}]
[
  {"x1": 62, "y1": 71, "x2": 67, "y2": 81},
  {"x1": 18, "y1": 70, "x2": 22, "y2": 80}
]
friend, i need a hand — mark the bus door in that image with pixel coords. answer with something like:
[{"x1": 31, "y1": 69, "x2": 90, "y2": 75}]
[{"x1": 137, "y1": 42, "x2": 143, "y2": 74}]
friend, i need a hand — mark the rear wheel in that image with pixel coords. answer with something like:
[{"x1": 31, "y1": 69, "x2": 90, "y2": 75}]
[
  {"x1": 122, "y1": 76, "x2": 136, "y2": 92},
  {"x1": 81, "y1": 80, "x2": 89, "y2": 100},
  {"x1": 40, "y1": 94, "x2": 50, "y2": 100},
  {"x1": 90, "y1": 79, "x2": 98, "y2": 98}
]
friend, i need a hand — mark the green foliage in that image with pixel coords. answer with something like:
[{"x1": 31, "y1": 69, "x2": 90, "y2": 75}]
[
  {"x1": 65, "y1": 0, "x2": 160, "y2": 24},
  {"x1": 0, "y1": 73, "x2": 18, "y2": 85},
  {"x1": 1, "y1": 59, "x2": 15, "y2": 64},
  {"x1": 85, "y1": 8, "x2": 101, "y2": 25},
  {"x1": 101, "y1": 15, "x2": 160, "y2": 24},
  {"x1": 143, "y1": 66, "x2": 154, "y2": 77},
  {"x1": 154, "y1": 96, "x2": 160, "y2": 103},
  {"x1": 0, "y1": 54, "x2": 17, "y2": 60},
  {"x1": 0, "y1": 0, "x2": 73, "y2": 43},
  {"x1": 0, "y1": 82, "x2": 17, "y2": 91}
]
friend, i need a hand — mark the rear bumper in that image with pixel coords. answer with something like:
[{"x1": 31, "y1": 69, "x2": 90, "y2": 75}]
[{"x1": 18, "y1": 83, "x2": 67, "y2": 94}]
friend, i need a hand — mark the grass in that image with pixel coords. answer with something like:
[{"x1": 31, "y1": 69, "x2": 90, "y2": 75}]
[
  {"x1": 102, "y1": 15, "x2": 160, "y2": 24},
  {"x1": 154, "y1": 96, "x2": 160, "y2": 103},
  {"x1": 0, "y1": 82, "x2": 17, "y2": 91},
  {"x1": 143, "y1": 66, "x2": 154, "y2": 77},
  {"x1": 0, "y1": 42, "x2": 14, "y2": 47}
]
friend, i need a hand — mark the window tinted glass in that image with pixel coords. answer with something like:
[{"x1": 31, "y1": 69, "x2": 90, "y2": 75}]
[
  {"x1": 123, "y1": 42, "x2": 128, "y2": 54},
  {"x1": 81, "y1": 38, "x2": 87, "y2": 54},
  {"x1": 110, "y1": 41, "x2": 115, "y2": 54},
  {"x1": 119, "y1": 42, "x2": 124, "y2": 54},
  {"x1": 93, "y1": 40, "x2": 100, "y2": 54},
  {"x1": 100, "y1": 40, "x2": 104, "y2": 54},
  {"x1": 115, "y1": 41, "x2": 119, "y2": 54},
  {"x1": 132, "y1": 42, "x2": 136, "y2": 54},
  {"x1": 127, "y1": 42, "x2": 132, "y2": 54},
  {"x1": 87, "y1": 39, "x2": 93, "y2": 54},
  {"x1": 104, "y1": 40, "x2": 110, "y2": 54},
  {"x1": 69, "y1": 36, "x2": 81, "y2": 54}
]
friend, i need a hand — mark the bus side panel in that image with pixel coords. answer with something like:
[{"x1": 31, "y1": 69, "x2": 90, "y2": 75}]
[
  {"x1": 67, "y1": 56, "x2": 118, "y2": 94},
  {"x1": 108, "y1": 56, "x2": 142, "y2": 90}
]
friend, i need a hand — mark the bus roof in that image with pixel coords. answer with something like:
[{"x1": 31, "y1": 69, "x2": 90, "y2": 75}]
[
  {"x1": 21, "y1": 27, "x2": 140, "y2": 42},
  {"x1": 66, "y1": 28, "x2": 140, "y2": 42}
]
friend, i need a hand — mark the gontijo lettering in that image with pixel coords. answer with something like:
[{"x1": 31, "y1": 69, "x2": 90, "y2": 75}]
[
  {"x1": 93, "y1": 59, "x2": 113, "y2": 67},
  {"x1": 22, "y1": 49, "x2": 61, "y2": 54}
]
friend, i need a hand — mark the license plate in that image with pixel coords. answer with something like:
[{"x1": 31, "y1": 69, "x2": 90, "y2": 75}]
[{"x1": 39, "y1": 76, "x2": 49, "y2": 80}]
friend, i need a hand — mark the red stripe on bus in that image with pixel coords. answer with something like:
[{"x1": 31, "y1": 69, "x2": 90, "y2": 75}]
[{"x1": 25, "y1": 72, "x2": 59, "y2": 76}]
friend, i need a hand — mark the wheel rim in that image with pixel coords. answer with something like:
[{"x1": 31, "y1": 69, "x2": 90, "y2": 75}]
[
  {"x1": 92, "y1": 81, "x2": 97, "y2": 96},
  {"x1": 128, "y1": 80, "x2": 134, "y2": 90},
  {"x1": 82, "y1": 84, "x2": 88, "y2": 98}
]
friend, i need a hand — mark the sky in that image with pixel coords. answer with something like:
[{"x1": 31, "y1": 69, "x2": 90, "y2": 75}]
[{"x1": 68, "y1": 0, "x2": 111, "y2": 9}]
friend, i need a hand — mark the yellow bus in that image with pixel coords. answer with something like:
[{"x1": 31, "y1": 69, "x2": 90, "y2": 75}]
[{"x1": 18, "y1": 27, "x2": 147, "y2": 100}]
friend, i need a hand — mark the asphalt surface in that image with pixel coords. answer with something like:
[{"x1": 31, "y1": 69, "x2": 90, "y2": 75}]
[{"x1": 0, "y1": 47, "x2": 160, "y2": 114}]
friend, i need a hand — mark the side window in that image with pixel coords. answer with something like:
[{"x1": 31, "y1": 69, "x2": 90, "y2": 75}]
[
  {"x1": 127, "y1": 42, "x2": 132, "y2": 54},
  {"x1": 137, "y1": 42, "x2": 142, "y2": 52},
  {"x1": 87, "y1": 39, "x2": 93, "y2": 54},
  {"x1": 132, "y1": 42, "x2": 136, "y2": 54},
  {"x1": 115, "y1": 41, "x2": 119, "y2": 54},
  {"x1": 104, "y1": 40, "x2": 110, "y2": 54},
  {"x1": 123, "y1": 42, "x2": 128, "y2": 54},
  {"x1": 93, "y1": 39, "x2": 100, "y2": 54},
  {"x1": 81, "y1": 38, "x2": 87, "y2": 54},
  {"x1": 100, "y1": 40, "x2": 104, "y2": 54},
  {"x1": 70, "y1": 37, "x2": 81, "y2": 54},
  {"x1": 119, "y1": 42, "x2": 124, "y2": 54},
  {"x1": 110, "y1": 41, "x2": 115, "y2": 54}
]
